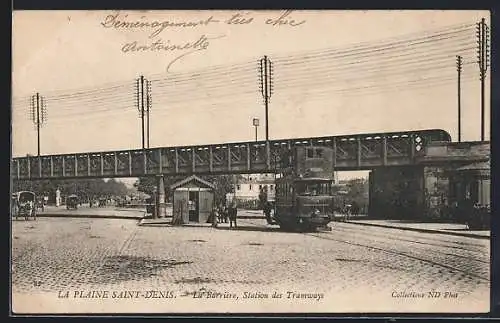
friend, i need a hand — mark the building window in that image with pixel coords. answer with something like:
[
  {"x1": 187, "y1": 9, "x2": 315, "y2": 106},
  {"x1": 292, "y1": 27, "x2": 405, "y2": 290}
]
[
  {"x1": 259, "y1": 185, "x2": 262, "y2": 190},
  {"x1": 270, "y1": 185, "x2": 274, "y2": 191},
  {"x1": 307, "y1": 148, "x2": 314, "y2": 158},
  {"x1": 249, "y1": 184, "x2": 252, "y2": 191},
  {"x1": 236, "y1": 184, "x2": 241, "y2": 191}
]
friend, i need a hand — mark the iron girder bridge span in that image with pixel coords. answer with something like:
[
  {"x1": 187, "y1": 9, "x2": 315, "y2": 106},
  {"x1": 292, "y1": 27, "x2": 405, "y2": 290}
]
[{"x1": 11, "y1": 129, "x2": 451, "y2": 180}]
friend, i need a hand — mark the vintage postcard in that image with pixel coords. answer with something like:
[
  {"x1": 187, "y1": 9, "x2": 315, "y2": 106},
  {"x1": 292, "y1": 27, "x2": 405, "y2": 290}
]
[{"x1": 11, "y1": 10, "x2": 491, "y2": 314}]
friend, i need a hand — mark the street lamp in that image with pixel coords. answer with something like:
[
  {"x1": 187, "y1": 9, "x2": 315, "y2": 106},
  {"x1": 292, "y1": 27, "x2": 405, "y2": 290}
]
[{"x1": 253, "y1": 118, "x2": 260, "y2": 142}]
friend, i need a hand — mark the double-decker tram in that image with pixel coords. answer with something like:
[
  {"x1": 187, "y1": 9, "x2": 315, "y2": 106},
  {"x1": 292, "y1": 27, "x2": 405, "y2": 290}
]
[{"x1": 274, "y1": 146, "x2": 335, "y2": 231}]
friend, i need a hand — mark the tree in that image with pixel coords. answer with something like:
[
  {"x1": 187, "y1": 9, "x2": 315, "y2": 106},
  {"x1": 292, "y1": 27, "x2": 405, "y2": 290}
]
[
  {"x1": 202, "y1": 175, "x2": 238, "y2": 206},
  {"x1": 12, "y1": 178, "x2": 130, "y2": 201},
  {"x1": 344, "y1": 178, "x2": 369, "y2": 213},
  {"x1": 133, "y1": 177, "x2": 156, "y2": 195},
  {"x1": 134, "y1": 176, "x2": 182, "y2": 201}
]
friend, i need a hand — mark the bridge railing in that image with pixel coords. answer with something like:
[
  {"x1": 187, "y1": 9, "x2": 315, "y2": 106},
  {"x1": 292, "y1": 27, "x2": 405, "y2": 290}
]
[{"x1": 11, "y1": 129, "x2": 450, "y2": 180}]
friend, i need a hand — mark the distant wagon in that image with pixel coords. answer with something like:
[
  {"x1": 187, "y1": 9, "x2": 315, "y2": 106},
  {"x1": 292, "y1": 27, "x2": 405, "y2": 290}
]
[
  {"x1": 66, "y1": 194, "x2": 79, "y2": 210},
  {"x1": 12, "y1": 191, "x2": 37, "y2": 221}
]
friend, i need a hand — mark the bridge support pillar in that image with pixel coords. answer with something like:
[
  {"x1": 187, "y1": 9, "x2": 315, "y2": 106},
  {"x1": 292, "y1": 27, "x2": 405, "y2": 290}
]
[
  {"x1": 368, "y1": 166, "x2": 424, "y2": 220},
  {"x1": 155, "y1": 175, "x2": 166, "y2": 219}
]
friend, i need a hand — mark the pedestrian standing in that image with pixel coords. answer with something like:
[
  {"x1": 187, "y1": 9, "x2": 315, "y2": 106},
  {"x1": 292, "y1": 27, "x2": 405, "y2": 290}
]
[
  {"x1": 212, "y1": 207, "x2": 218, "y2": 228},
  {"x1": 264, "y1": 202, "x2": 273, "y2": 224},
  {"x1": 229, "y1": 202, "x2": 238, "y2": 229}
]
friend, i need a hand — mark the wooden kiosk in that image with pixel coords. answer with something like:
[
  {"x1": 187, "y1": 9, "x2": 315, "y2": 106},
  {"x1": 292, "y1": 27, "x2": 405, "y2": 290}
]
[{"x1": 170, "y1": 175, "x2": 215, "y2": 225}]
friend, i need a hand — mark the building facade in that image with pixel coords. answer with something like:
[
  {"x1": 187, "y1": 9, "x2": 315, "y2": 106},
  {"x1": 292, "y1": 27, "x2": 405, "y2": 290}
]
[{"x1": 233, "y1": 174, "x2": 276, "y2": 203}]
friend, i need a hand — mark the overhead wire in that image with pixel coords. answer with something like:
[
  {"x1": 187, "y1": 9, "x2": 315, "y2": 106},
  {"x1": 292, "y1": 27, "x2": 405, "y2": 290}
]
[
  {"x1": 274, "y1": 38, "x2": 475, "y2": 73},
  {"x1": 282, "y1": 72, "x2": 478, "y2": 100},
  {"x1": 276, "y1": 52, "x2": 476, "y2": 80},
  {"x1": 47, "y1": 83, "x2": 136, "y2": 100},
  {"x1": 11, "y1": 21, "x2": 484, "y2": 127},
  {"x1": 277, "y1": 34, "x2": 475, "y2": 69},
  {"x1": 31, "y1": 79, "x2": 136, "y2": 98},
  {"x1": 147, "y1": 58, "x2": 259, "y2": 82},
  {"x1": 153, "y1": 79, "x2": 258, "y2": 100},
  {"x1": 275, "y1": 58, "x2": 477, "y2": 91},
  {"x1": 275, "y1": 42, "x2": 475, "y2": 76},
  {"x1": 151, "y1": 63, "x2": 257, "y2": 86},
  {"x1": 11, "y1": 22, "x2": 476, "y2": 104},
  {"x1": 276, "y1": 22, "x2": 475, "y2": 57},
  {"x1": 273, "y1": 23, "x2": 475, "y2": 62},
  {"x1": 152, "y1": 74, "x2": 258, "y2": 95}
]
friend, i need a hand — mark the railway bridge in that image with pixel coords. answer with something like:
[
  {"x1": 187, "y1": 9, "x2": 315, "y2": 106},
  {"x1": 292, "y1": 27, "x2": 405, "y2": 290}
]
[
  {"x1": 11, "y1": 129, "x2": 450, "y2": 180},
  {"x1": 11, "y1": 129, "x2": 490, "y2": 220}
]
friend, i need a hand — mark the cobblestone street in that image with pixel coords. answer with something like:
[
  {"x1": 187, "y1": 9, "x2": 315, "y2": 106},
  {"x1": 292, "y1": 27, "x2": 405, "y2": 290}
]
[{"x1": 11, "y1": 212, "x2": 490, "y2": 313}]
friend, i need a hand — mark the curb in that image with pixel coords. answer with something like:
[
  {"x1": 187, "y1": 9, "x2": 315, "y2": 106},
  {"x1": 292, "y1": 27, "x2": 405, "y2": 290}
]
[
  {"x1": 346, "y1": 221, "x2": 490, "y2": 240},
  {"x1": 35, "y1": 213, "x2": 144, "y2": 220},
  {"x1": 138, "y1": 216, "x2": 266, "y2": 226}
]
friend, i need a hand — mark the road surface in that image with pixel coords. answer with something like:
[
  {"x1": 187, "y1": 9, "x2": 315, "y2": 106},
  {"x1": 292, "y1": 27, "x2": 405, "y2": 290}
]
[{"x1": 11, "y1": 210, "x2": 489, "y2": 313}]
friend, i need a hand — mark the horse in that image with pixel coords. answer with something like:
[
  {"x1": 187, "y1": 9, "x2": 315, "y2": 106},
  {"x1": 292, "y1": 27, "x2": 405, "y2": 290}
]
[{"x1": 19, "y1": 201, "x2": 36, "y2": 221}]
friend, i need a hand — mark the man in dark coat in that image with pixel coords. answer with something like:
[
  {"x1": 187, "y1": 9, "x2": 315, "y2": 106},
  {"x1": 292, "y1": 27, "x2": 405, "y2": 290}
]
[
  {"x1": 264, "y1": 202, "x2": 273, "y2": 224},
  {"x1": 228, "y1": 202, "x2": 238, "y2": 229}
]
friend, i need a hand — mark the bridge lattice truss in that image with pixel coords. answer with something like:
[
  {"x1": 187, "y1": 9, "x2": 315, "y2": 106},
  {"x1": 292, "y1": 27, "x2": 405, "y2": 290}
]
[{"x1": 11, "y1": 129, "x2": 451, "y2": 180}]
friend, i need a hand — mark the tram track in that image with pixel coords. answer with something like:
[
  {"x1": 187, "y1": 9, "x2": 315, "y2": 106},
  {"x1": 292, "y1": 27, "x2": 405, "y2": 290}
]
[
  {"x1": 308, "y1": 232, "x2": 489, "y2": 282},
  {"x1": 329, "y1": 224, "x2": 489, "y2": 264},
  {"x1": 333, "y1": 221, "x2": 487, "y2": 249},
  {"x1": 239, "y1": 218, "x2": 490, "y2": 282}
]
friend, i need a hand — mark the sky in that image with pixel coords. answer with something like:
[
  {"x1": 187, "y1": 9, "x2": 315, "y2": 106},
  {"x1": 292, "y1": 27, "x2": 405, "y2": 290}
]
[{"x1": 11, "y1": 10, "x2": 491, "y2": 182}]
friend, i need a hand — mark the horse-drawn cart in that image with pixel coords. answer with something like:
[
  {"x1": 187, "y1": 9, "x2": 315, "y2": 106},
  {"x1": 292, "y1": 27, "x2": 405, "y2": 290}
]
[
  {"x1": 12, "y1": 191, "x2": 37, "y2": 221},
  {"x1": 66, "y1": 194, "x2": 79, "y2": 210}
]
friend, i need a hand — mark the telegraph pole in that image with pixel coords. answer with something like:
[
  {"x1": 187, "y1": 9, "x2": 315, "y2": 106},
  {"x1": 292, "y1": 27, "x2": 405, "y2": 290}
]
[
  {"x1": 259, "y1": 55, "x2": 274, "y2": 142},
  {"x1": 146, "y1": 79, "x2": 152, "y2": 148},
  {"x1": 476, "y1": 18, "x2": 490, "y2": 141},
  {"x1": 136, "y1": 75, "x2": 145, "y2": 149},
  {"x1": 30, "y1": 92, "x2": 47, "y2": 156},
  {"x1": 36, "y1": 93, "x2": 40, "y2": 156},
  {"x1": 456, "y1": 55, "x2": 462, "y2": 142},
  {"x1": 259, "y1": 56, "x2": 274, "y2": 170},
  {"x1": 140, "y1": 75, "x2": 145, "y2": 149}
]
